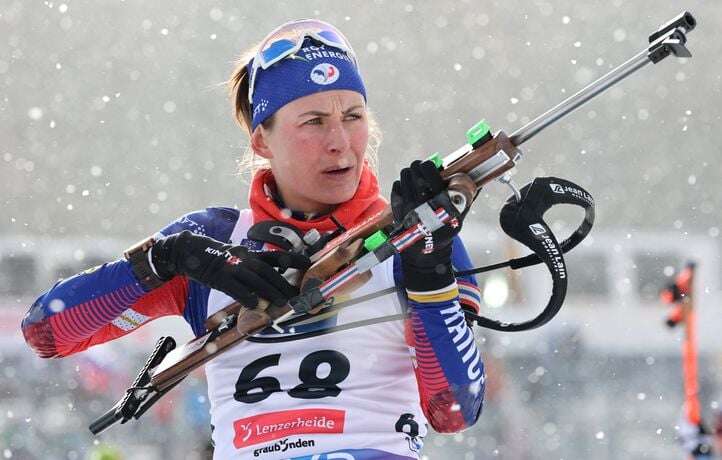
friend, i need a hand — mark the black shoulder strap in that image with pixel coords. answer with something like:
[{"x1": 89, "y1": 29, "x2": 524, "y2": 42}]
[{"x1": 461, "y1": 177, "x2": 594, "y2": 332}]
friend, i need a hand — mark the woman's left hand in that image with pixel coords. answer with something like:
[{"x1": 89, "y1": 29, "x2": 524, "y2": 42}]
[
  {"x1": 391, "y1": 160, "x2": 463, "y2": 254},
  {"x1": 390, "y1": 160, "x2": 464, "y2": 290}
]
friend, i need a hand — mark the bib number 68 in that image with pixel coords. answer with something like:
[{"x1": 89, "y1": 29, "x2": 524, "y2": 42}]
[{"x1": 234, "y1": 350, "x2": 350, "y2": 404}]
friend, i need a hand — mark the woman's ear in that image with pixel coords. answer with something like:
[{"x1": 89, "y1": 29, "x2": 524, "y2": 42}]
[{"x1": 250, "y1": 126, "x2": 273, "y2": 160}]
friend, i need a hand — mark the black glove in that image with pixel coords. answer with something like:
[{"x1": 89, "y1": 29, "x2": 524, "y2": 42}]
[
  {"x1": 391, "y1": 160, "x2": 463, "y2": 291},
  {"x1": 151, "y1": 230, "x2": 310, "y2": 307}
]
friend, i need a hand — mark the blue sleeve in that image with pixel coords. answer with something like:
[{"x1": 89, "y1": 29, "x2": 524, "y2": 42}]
[
  {"x1": 395, "y1": 235, "x2": 485, "y2": 432},
  {"x1": 22, "y1": 207, "x2": 242, "y2": 359}
]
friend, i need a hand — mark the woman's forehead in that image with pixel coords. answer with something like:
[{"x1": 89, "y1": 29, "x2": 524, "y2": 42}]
[{"x1": 282, "y1": 90, "x2": 365, "y2": 115}]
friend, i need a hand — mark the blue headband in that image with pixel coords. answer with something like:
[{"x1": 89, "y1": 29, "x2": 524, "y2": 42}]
[{"x1": 250, "y1": 38, "x2": 367, "y2": 131}]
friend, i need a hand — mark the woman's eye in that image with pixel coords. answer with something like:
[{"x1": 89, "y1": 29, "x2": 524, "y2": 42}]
[
  {"x1": 304, "y1": 118, "x2": 322, "y2": 125},
  {"x1": 344, "y1": 113, "x2": 363, "y2": 121}
]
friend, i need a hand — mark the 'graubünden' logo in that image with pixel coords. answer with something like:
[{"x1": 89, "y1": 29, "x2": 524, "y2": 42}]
[
  {"x1": 233, "y1": 408, "x2": 345, "y2": 448},
  {"x1": 310, "y1": 63, "x2": 340, "y2": 85},
  {"x1": 253, "y1": 437, "x2": 315, "y2": 457}
]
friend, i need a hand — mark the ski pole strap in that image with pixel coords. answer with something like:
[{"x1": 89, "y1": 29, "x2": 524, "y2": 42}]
[{"x1": 462, "y1": 176, "x2": 595, "y2": 332}]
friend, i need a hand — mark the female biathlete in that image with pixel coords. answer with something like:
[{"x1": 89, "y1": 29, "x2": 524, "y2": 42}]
[{"x1": 22, "y1": 19, "x2": 485, "y2": 460}]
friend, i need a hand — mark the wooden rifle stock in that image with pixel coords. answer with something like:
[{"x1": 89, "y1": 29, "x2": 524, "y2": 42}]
[{"x1": 150, "y1": 300, "x2": 275, "y2": 391}]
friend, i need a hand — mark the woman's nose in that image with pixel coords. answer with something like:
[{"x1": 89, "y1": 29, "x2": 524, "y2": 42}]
[{"x1": 325, "y1": 120, "x2": 351, "y2": 154}]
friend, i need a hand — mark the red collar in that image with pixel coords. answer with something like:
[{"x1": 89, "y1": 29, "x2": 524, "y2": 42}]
[{"x1": 248, "y1": 163, "x2": 388, "y2": 233}]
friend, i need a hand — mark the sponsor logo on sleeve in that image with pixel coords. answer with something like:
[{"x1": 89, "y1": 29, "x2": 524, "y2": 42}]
[
  {"x1": 176, "y1": 216, "x2": 207, "y2": 235},
  {"x1": 439, "y1": 305, "x2": 483, "y2": 381},
  {"x1": 233, "y1": 408, "x2": 345, "y2": 448},
  {"x1": 111, "y1": 308, "x2": 150, "y2": 332}
]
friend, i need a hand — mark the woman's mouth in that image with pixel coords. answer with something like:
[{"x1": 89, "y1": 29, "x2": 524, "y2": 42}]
[{"x1": 322, "y1": 166, "x2": 354, "y2": 177}]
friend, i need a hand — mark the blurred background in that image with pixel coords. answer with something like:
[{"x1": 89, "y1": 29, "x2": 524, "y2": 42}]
[{"x1": 2, "y1": 0, "x2": 721, "y2": 459}]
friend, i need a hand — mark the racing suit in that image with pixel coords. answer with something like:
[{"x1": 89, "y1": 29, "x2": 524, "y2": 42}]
[{"x1": 22, "y1": 206, "x2": 485, "y2": 459}]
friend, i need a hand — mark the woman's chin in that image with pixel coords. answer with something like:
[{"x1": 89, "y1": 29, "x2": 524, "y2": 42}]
[
  {"x1": 317, "y1": 177, "x2": 360, "y2": 203},
  {"x1": 316, "y1": 187, "x2": 357, "y2": 207}
]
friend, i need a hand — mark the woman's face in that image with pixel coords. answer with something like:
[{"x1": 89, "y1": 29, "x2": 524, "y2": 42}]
[{"x1": 252, "y1": 90, "x2": 369, "y2": 214}]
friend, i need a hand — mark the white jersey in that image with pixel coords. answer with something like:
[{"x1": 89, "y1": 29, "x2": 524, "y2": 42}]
[{"x1": 206, "y1": 210, "x2": 426, "y2": 460}]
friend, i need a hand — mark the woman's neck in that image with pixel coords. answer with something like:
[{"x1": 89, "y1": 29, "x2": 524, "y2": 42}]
[{"x1": 275, "y1": 189, "x2": 335, "y2": 219}]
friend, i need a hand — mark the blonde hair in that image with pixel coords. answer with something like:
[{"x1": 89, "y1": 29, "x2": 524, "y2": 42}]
[{"x1": 227, "y1": 44, "x2": 381, "y2": 181}]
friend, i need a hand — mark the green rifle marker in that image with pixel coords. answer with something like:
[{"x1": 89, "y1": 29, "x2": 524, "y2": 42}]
[
  {"x1": 363, "y1": 230, "x2": 388, "y2": 252},
  {"x1": 427, "y1": 153, "x2": 443, "y2": 169},
  {"x1": 466, "y1": 119, "x2": 492, "y2": 147}
]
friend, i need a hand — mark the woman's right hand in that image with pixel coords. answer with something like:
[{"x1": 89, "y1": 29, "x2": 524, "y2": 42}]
[{"x1": 151, "y1": 230, "x2": 311, "y2": 307}]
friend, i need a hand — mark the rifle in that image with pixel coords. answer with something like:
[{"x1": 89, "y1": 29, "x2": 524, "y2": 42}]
[
  {"x1": 90, "y1": 11, "x2": 696, "y2": 434},
  {"x1": 662, "y1": 263, "x2": 715, "y2": 458}
]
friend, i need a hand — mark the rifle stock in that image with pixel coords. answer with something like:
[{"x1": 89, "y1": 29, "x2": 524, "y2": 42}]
[{"x1": 150, "y1": 301, "x2": 276, "y2": 391}]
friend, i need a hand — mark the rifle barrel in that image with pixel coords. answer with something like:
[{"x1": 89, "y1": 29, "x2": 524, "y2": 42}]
[{"x1": 509, "y1": 49, "x2": 651, "y2": 147}]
